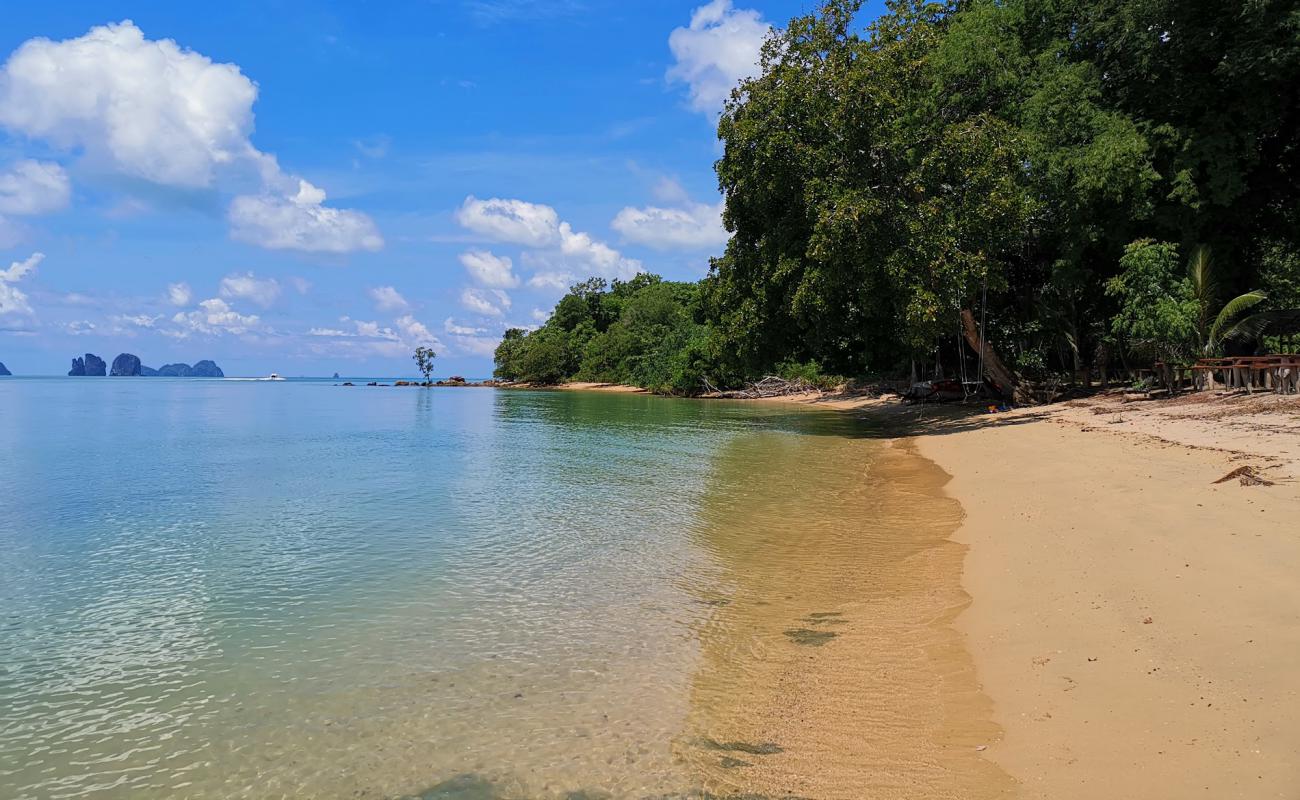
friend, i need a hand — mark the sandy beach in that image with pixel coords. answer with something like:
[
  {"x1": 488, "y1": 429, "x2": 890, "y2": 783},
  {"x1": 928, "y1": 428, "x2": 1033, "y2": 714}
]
[
  {"x1": 695, "y1": 385, "x2": 1300, "y2": 796},
  {"x1": 532, "y1": 381, "x2": 1300, "y2": 795},
  {"x1": 903, "y1": 394, "x2": 1300, "y2": 798}
]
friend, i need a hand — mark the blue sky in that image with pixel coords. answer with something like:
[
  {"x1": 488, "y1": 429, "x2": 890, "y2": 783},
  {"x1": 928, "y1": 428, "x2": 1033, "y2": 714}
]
[{"x1": 0, "y1": 0, "x2": 879, "y2": 377}]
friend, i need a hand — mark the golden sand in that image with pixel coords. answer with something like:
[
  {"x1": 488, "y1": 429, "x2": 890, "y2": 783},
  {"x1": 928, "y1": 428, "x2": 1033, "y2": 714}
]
[{"x1": 679, "y1": 430, "x2": 1014, "y2": 798}]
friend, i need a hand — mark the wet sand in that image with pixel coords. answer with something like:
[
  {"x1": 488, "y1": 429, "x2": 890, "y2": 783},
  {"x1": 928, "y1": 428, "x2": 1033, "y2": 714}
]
[
  {"x1": 702, "y1": 388, "x2": 1300, "y2": 796},
  {"x1": 680, "y1": 429, "x2": 1013, "y2": 799}
]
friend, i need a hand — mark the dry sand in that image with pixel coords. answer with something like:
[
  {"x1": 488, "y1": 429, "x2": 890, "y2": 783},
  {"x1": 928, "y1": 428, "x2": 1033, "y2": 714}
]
[{"x1": 910, "y1": 394, "x2": 1300, "y2": 798}]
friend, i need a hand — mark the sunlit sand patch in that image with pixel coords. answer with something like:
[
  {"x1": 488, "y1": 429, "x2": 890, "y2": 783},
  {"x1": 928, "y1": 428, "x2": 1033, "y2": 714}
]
[{"x1": 680, "y1": 432, "x2": 1014, "y2": 799}]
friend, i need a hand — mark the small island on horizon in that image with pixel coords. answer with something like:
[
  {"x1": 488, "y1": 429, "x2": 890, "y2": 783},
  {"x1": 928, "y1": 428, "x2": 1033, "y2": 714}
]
[{"x1": 65, "y1": 353, "x2": 225, "y2": 378}]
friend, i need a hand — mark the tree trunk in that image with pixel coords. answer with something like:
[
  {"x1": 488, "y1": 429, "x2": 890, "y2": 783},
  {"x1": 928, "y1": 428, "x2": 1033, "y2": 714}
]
[{"x1": 961, "y1": 309, "x2": 1031, "y2": 405}]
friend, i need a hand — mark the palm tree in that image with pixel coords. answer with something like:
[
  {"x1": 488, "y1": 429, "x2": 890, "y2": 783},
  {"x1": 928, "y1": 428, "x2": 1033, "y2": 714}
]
[{"x1": 1186, "y1": 245, "x2": 1267, "y2": 356}]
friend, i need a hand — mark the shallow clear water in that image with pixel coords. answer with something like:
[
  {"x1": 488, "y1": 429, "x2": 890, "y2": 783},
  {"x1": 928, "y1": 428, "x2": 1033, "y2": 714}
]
[{"x1": 0, "y1": 379, "x2": 903, "y2": 799}]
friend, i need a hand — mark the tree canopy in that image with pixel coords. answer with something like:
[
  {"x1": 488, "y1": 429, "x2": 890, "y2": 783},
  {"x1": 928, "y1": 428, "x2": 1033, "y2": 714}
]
[{"x1": 500, "y1": 0, "x2": 1300, "y2": 393}]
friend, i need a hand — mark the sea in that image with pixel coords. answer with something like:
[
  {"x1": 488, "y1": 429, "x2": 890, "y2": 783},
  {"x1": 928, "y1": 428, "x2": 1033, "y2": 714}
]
[{"x1": 0, "y1": 378, "x2": 1003, "y2": 799}]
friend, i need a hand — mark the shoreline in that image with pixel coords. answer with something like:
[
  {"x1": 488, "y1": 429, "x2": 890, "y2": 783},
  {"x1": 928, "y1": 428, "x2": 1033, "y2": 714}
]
[{"x1": 550, "y1": 381, "x2": 1300, "y2": 794}]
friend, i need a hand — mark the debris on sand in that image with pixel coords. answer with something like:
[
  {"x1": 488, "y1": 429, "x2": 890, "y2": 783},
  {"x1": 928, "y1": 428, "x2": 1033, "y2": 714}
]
[{"x1": 1212, "y1": 465, "x2": 1275, "y2": 486}]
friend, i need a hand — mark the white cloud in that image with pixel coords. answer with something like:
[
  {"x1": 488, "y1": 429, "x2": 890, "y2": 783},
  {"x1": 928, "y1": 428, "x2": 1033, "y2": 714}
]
[
  {"x1": 531, "y1": 308, "x2": 550, "y2": 322},
  {"x1": 312, "y1": 314, "x2": 445, "y2": 358},
  {"x1": 65, "y1": 319, "x2": 96, "y2": 335},
  {"x1": 0, "y1": 252, "x2": 42, "y2": 316},
  {"x1": 170, "y1": 297, "x2": 261, "y2": 337},
  {"x1": 459, "y1": 249, "x2": 519, "y2": 288},
  {"x1": 667, "y1": 0, "x2": 770, "y2": 115},
  {"x1": 444, "y1": 317, "x2": 486, "y2": 336},
  {"x1": 612, "y1": 199, "x2": 728, "y2": 250},
  {"x1": 229, "y1": 179, "x2": 383, "y2": 253},
  {"x1": 0, "y1": 160, "x2": 70, "y2": 215},
  {"x1": 455, "y1": 194, "x2": 640, "y2": 280},
  {"x1": 369, "y1": 285, "x2": 409, "y2": 312},
  {"x1": 0, "y1": 21, "x2": 257, "y2": 188},
  {"x1": 289, "y1": 276, "x2": 312, "y2": 294},
  {"x1": 557, "y1": 223, "x2": 641, "y2": 278},
  {"x1": 219, "y1": 271, "x2": 281, "y2": 308},
  {"x1": 0, "y1": 251, "x2": 42, "y2": 283},
  {"x1": 167, "y1": 281, "x2": 193, "y2": 307},
  {"x1": 460, "y1": 287, "x2": 511, "y2": 316},
  {"x1": 308, "y1": 326, "x2": 349, "y2": 337},
  {"x1": 455, "y1": 196, "x2": 560, "y2": 247},
  {"x1": 452, "y1": 334, "x2": 502, "y2": 357},
  {"x1": 0, "y1": 21, "x2": 380, "y2": 252},
  {"x1": 526, "y1": 270, "x2": 574, "y2": 291},
  {"x1": 113, "y1": 313, "x2": 161, "y2": 328},
  {"x1": 394, "y1": 314, "x2": 440, "y2": 347}
]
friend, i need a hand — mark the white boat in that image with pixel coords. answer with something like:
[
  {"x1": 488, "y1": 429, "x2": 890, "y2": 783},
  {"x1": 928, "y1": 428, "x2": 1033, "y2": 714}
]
[{"x1": 264, "y1": 373, "x2": 286, "y2": 381}]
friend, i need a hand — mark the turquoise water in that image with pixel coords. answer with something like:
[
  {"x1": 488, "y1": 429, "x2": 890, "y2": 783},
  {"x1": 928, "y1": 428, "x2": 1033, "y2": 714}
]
[{"x1": 0, "y1": 379, "x2": 875, "y2": 799}]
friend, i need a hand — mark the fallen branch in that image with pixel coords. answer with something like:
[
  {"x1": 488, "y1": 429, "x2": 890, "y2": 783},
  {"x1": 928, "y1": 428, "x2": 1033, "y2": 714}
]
[{"x1": 719, "y1": 376, "x2": 822, "y2": 399}]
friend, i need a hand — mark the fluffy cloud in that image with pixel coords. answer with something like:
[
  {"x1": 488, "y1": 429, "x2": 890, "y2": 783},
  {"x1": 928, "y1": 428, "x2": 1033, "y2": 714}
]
[
  {"x1": 170, "y1": 297, "x2": 261, "y2": 337},
  {"x1": 612, "y1": 199, "x2": 727, "y2": 250},
  {"x1": 667, "y1": 0, "x2": 770, "y2": 114},
  {"x1": 557, "y1": 223, "x2": 640, "y2": 278},
  {"x1": 455, "y1": 195, "x2": 639, "y2": 279},
  {"x1": 311, "y1": 314, "x2": 445, "y2": 358},
  {"x1": 0, "y1": 21, "x2": 381, "y2": 252},
  {"x1": 0, "y1": 160, "x2": 70, "y2": 215},
  {"x1": 369, "y1": 285, "x2": 409, "y2": 312},
  {"x1": 394, "y1": 314, "x2": 440, "y2": 347},
  {"x1": 219, "y1": 271, "x2": 281, "y2": 308},
  {"x1": 0, "y1": 21, "x2": 256, "y2": 187},
  {"x1": 526, "y1": 270, "x2": 574, "y2": 291},
  {"x1": 64, "y1": 320, "x2": 96, "y2": 335},
  {"x1": 167, "y1": 282, "x2": 193, "y2": 307},
  {"x1": 444, "y1": 317, "x2": 486, "y2": 336},
  {"x1": 456, "y1": 196, "x2": 560, "y2": 247},
  {"x1": 229, "y1": 179, "x2": 383, "y2": 253},
  {"x1": 113, "y1": 313, "x2": 161, "y2": 328},
  {"x1": 0, "y1": 252, "x2": 42, "y2": 316},
  {"x1": 460, "y1": 287, "x2": 511, "y2": 316},
  {"x1": 459, "y1": 249, "x2": 519, "y2": 288}
]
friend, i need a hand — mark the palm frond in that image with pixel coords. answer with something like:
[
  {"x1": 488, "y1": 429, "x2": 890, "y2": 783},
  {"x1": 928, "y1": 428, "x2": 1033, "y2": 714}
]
[
  {"x1": 1223, "y1": 308, "x2": 1300, "y2": 344},
  {"x1": 1187, "y1": 245, "x2": 1217, "y2": 307},
  {"x1": 1208, "y1": 290, "x2": 1267, "y2": 352}
]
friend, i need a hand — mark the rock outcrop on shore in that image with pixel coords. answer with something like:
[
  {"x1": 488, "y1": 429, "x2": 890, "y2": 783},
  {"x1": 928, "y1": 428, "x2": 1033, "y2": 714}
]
[
  {"x1": 110, "y1": 353, "x2": 142, "y2": 376},
  {"x1": 0, "y1": 361, "x2": 10, "y2": 376}
]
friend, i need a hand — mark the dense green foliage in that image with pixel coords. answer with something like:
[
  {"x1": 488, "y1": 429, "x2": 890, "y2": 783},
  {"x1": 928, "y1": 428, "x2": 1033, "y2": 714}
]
[
  {"x1": 500, "y1": 0, "x2": 1300, "y2": 392},
  {"x1": 493, "y1": 276, "x2": 717, "y2": 394}
]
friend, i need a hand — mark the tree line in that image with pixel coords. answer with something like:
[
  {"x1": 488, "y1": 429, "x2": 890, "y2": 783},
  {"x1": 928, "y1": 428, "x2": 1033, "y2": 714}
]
[{"x1": 497, "y1": 0, "x2": 1300, "y2": 393}]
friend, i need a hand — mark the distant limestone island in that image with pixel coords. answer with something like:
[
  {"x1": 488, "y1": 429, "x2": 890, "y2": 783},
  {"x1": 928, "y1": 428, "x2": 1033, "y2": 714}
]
[
  {"x1": 0, "y1": 361, "x2": 10, "y2": 376},
  {"x1": 68, "y1": 353, "x2": 224, "y2": 378}
]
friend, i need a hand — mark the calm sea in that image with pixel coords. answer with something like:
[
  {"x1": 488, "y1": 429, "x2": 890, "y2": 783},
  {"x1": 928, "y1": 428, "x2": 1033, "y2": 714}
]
[{"x1": 2, "y1": 378, "x2": 940, "y2": 799}]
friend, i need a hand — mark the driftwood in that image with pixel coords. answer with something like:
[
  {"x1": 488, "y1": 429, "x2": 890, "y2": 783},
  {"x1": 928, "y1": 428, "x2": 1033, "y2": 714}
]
[
  {"x1": 719, "y1": 376, "x2": 822, "y2": 399},
  {"x1": 961, "y1": 309, "x2": 1032, "y2": 405}
]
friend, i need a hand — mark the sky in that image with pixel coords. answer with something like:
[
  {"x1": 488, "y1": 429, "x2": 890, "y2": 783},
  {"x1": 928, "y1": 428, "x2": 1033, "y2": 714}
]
[{"x1": 0, "y1": 0, "x2": 881, "y2": 378}]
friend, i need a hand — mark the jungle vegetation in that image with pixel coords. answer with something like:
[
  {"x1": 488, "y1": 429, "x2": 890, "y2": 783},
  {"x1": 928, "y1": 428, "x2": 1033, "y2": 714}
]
[{"x1": 496, "y1": 0, "x2": 1300, "y2": 394}]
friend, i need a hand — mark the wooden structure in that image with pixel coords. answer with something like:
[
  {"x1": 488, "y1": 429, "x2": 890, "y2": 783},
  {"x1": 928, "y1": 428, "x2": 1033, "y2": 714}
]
[{"x1": 1187, "y1": 355, "x2": 1300, "y2": 394}]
